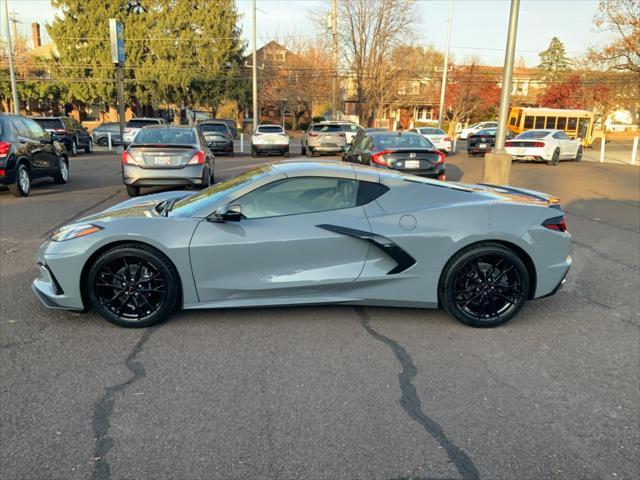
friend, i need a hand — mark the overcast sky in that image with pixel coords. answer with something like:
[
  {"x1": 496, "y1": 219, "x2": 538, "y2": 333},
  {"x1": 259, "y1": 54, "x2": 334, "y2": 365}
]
[{"x1": 4, "y1": 0, "x2": 612, "y2": 67}]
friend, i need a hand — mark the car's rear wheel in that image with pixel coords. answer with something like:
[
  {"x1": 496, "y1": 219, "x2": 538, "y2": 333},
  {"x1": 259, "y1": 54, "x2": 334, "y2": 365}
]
[
  {"x1": 574, "y1": 146, "x2": 583, "y2": 161},
  {"x1": 10, "y1": 163, "x2": 31, "y2": 197},
  {"x1": 71, "y1": 139, "x2": 78, "y2": 156},
  {"x1": 440, "y1": 243, "x2": 529, "y2": 327},
  {"x1": 87, "y1": 244, "x2": 180, "y2": 328},
  {"x1": 85, "y1": 139, "x2": 93, "y2": 154},
  {"x1": 301, "y1": 143, "x2": 306, "y2": 155},
  {"x1": 126, "y1": 185, "x2": 140, "y2": 197},
  {"x1": 251, "y1": 147, "x2": 257, "y2": 157},
  {"x1": 548, "y1": 148, "x2": 560, "y2": 166},
  {"x1": 53, "y1": 157, "x2": 69, "y2": 184}
]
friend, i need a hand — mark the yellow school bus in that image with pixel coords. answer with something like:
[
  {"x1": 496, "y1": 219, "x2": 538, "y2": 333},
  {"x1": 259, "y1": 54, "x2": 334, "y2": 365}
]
[{"x1": 507, "y1": 107, "x2": 604, "y2": 146}]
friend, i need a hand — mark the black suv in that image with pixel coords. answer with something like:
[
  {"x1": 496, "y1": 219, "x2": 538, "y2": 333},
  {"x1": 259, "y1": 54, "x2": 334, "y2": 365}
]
[
  {"x1": 0, "y1": 114, "x2": 70, "y2": 197},
  {"x1": 32, "y1": 116, "x2": 92, "y2": 156}
]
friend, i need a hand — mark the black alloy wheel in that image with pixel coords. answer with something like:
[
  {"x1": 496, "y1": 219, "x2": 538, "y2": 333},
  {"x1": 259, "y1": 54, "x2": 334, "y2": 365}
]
[
  {"x1": 88, "y1": 244, "x2": 179, "y2": 328},
  {"x1": 441, "y1": 243, "x2": 529, "y2": 327}
]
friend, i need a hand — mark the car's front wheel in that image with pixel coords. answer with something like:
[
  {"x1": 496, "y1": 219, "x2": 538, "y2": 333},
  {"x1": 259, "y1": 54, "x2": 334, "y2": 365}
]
[
  {"x1": 440, "y1": 242, "x2": 529, "y2": 327},
  {"x1": 574, "y1": 146, "x2": 583, "y2": 161},
  {"x1": 85, "y1": 139, "x2": 93, "y2": 154},
  {"x1": 126, "y1": 185, "x2": 140, "y2": 197},
  {"x1": 87, "y1": 244, "x2": 180, "y2": 328},
  {"x1": 53, "y1": 157, "x2": 69, "y2": 184}
]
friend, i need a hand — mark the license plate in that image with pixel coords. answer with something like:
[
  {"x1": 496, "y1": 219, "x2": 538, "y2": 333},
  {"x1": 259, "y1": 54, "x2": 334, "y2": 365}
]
[
  {"x1": 516, "y1": 148, "x2": 526, "y2": 155},
  {"x1": 479, "y1": 144, "x2": 487, "y2": 149},
  {"x1": 405, "y1": 160, "x2": 420, "y2": 169},
  {"x1": 155, "y1": 156, "x2": 171, "y2": 165}
]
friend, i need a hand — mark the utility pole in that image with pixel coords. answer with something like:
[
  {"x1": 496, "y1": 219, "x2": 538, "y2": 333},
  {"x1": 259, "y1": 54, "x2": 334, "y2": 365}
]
[
  {"x1": 437, "y1": 0, "x2": 452, "y2": 130},
  {"x1": 252, "y1": 0, "x2": 258, "y2": 133},
  {"x1": 109, "y1": 19, "x2": 126, "y2": 143},
  {"x1": 494, "y1": 0, "x2": 520, "y2": 152},
  {"x1": 3, "y1": 0, "x2": 19, "y2": 114},
  {"x1": 9, "y1": 9, "x2": 19, "y2": 53},
  {"x1": 483, "y1": 0, "x2": 520, "y2": 186},
  {"x1": 332, "y1": 0, "x2": 337, "y2": 120}
]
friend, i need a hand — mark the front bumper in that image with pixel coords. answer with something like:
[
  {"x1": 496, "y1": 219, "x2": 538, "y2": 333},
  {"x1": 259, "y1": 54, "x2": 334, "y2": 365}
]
[
  {"x1": 207, "y1": 141, "x2": 233, "y2": 153},
  {"x1": 123, "y1": 164, "x2": 207, "y2": 187}
]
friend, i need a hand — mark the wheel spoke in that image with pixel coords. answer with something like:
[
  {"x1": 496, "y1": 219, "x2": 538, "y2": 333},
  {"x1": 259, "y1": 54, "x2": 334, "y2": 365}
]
[
  {"x1": 100, "y1": 291, "x2": 124, "y2": 306},
  {"x1": 492, "y1": 265, "x2": 514, "y2": 283}
]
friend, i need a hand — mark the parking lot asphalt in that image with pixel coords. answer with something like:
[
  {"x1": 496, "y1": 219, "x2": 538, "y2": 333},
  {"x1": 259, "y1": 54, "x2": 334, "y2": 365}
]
[{"x1": 1, "y1": 145, "x2": 638, "y2": 480}]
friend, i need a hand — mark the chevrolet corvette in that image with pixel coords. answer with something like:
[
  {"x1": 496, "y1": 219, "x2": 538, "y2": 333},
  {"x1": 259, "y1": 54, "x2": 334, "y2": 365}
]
[{"x1": 32, "y1": 162, "x2": 571, "y2": 328}]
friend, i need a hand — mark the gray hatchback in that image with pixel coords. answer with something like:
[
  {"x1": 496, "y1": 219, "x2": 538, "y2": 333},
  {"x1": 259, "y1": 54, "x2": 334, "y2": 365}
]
[{"x1": 122, "y1": 125, "x2": 215, "y2": 197}]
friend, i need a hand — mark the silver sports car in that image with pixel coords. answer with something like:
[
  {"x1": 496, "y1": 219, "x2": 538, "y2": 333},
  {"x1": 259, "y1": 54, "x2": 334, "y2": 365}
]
[{"x1": 32, "y1": 162, "x2": 571, "y2": 328}]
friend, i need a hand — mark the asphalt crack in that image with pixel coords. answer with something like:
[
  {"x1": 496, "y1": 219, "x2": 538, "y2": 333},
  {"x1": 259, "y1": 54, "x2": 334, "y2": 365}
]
[
  {"x1": 354, "y1": 307, "x2": 479, "y2": 480},
  {"x1": 91, "y1": 326, "x2": 159, "y2": 480}
]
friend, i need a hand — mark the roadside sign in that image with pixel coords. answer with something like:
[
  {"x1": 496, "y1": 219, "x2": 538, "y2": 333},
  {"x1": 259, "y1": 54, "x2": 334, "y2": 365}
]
[{"x1": 109, "y1": 19, "x2": 125, "y2": 64}]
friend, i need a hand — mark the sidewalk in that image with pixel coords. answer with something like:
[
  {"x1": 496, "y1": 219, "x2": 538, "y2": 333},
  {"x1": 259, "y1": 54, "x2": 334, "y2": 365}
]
[{"x1": 582, "y1": 139, "x2": 639, "y2": 166}]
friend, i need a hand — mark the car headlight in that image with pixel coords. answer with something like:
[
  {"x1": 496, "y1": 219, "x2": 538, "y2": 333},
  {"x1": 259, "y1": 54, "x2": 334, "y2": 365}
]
[{"x1": 50, "y1": 224, "x2": 103, "y2": 242}]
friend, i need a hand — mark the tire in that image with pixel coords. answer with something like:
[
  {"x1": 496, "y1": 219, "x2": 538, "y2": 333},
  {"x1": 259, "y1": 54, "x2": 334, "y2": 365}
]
[
  {"x1": 96, "y1": 137, "x2": 108, "y2": 147},
  {"x1": 201, "y1": 167, "x2": 211, "y2": 188},
  {"x1": 548, "y1": 149, "x2": 560, "y2": 166},
  {"x1": 251, "y1": 147, "x2": 257, "y2": 157},
  {"x1": 53, "y1": 157, "x2": 69, "y2": 184},
  {"x1": 301, "y1": 143, "x2": 306, "y2": 155},
  {"x1": 210, "y1": 170, "x2": 215, "y2": 184},
  {"x1": 283, "y1": 149, "x2": 290, "y2": 158},
  {"x1": 70, "y1": 139, "x2": 78, "y2": 157},
  {"x1": 126, "y1": 185, "x2": 140, "y2": 197},
  {"x1": 9, "y1": 163, "x2": 31, "y2": 197},
  {"x1": 85, "y1": 139, "x2": 93, "y2": 154},
  {"x1": 468, "y1": 151, "x2": 475, "y2": 157},
  {"x1": 574, "y1": 146, "x2": 583, "y2": 162},
  {"x1": 87, "y1": 243, "x2": 180, "y2": 328},
  {"x1": 306, "y1": 146, "x2": 313, "y2": 158},
  {"x1": 439, "y1": 242, "x2": 529, "y2": 328},
  {"x1": 228, "y1": 149, "x2": 234, "y2": 157}
]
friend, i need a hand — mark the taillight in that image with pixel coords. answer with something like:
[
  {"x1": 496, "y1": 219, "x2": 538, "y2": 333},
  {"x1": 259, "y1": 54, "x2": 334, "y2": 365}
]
[
  {"x1": 532, "y1": 141, "x2": 545, "y2": 148},
  {"x1": 434, "y1": 151, "x2": 446, "y2": 165},
  {"x1": 187, "y1": 151, "x2": 205, "y2": 165},
  {"x1": 444, "y1": 136, "x2": 451, "y2": 142},
  {"x1": 371, "y1": 149, "x2": 392, "y2": 166},
  {"x1": 0, "y1": 141, "x2": 10, "y2": 156},
  {"x1": 309, "y1": 132, "x2": 318, "y2": 137},
  {"x1": 542, "y1": 216, "x2": 568, "y2": 232},
  {"x1": 338, "y1": 132, "x2": 346, "y2": 137},
  {"x1": 122, "y1": 151, "x2": 138, "y2": 165},
  {"x1": 505, "y1": 141, "x2": 513, "y2": 147}
]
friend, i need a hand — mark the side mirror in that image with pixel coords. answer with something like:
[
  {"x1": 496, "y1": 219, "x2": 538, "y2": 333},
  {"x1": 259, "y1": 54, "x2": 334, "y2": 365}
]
[{"x1": 208, "y1": 204, "x2": 242, "y2": 223}]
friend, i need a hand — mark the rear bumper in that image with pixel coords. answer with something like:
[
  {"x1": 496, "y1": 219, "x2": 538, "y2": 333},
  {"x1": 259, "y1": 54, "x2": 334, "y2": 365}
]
[
  {"x1": 123, "y1": 164, "x2": 207, "y2": 186},
  {"x1": 467, "y1": 147, "x2": 492, "y2": 154},
  {"x1": 253, "y1": 144, "x2": 289, "y2": 152},
  {"x1": 536, "y1": 256, "x2": 571, "y2": 299}
]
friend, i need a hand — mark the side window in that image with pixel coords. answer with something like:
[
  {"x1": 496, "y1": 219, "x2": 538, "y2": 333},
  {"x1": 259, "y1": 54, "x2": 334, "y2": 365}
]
[
  {"x1": 11, "y1": 119, "x2": 31, "y2": 137},
  {"x1": 23, "y1": 119, "x2": 46, "y2": 139},
  {"x1": 556, "y1": 132, "x2": 569, "y2": 140},
  {"x1": 534, "y1": 117, "x2": 545, "y2": 129},
  {"x1": 556, "y1": 117, "x2": 567, "y2": 130},
  {"x1": 523, "y1": 116, "x2": 534, "y2": 129},
  {"x1": 567, "y1": 117, "x2": 577, "y2": 131},
  {"x1": 235, "y1": 177, "x2": 359, "y2": 219},
  {"x1": 545, "y1": 117, "x2": 557, "y2": 129}
]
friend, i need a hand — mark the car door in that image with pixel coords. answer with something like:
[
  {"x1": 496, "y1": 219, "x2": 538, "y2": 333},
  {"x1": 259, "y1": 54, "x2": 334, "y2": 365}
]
[
  {"x1": 189, "y1": 176, "x2": 371, "y2": 303},
  {"x1": 23, "y1": 118, "x2": 59, "y2": 172},
  {"x1": 11, "y1": 118, "x2": 50, "y2": 177},
  {"x1": 552, "y1": 132, "x2": 572, "y2": 158}
]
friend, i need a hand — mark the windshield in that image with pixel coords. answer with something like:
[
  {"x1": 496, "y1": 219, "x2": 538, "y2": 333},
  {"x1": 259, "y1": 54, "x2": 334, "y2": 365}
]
[
  {"x1": 257, "y1": 126, "x2": 284, "y2": 133},
  {"x1": 476, "y1": 128, "x2": 497, "y2": 136},
  {"x1": 312, "y1": 124, "x2": 341, "y2": 132},
  {"x1": 340, "y1": 124, "x2": 360, "y2": 132},
  {"x1": 127, "y1": 119, "x2": 161, "y2": 128},
  {"x1": 170, "y1": 167, "x2": 272, "y2": 217},
  {"x1": 199, "y1": 124, "x2": 228, "y2": 133},
  {"x1": 133, "y1": 128, "x2": 196, "y2": 144},
  {"x1": 418, "y1": 128, "x2": 445, "y2": 135},
  {"x1": 33, "y1": 118, "x2": 63, "y2": 130},
  {"x1": 516, "y1": 130, "x2": 550, "y2": 139},
  {"x1": 375, "y1": 134, "x2": 435, "y2": 149}
]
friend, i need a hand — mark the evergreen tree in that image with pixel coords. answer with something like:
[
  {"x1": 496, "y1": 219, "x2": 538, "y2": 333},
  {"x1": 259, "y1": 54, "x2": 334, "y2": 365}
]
[
  {"x1": 537, "y1": 37, "x2": 571, "y2": 80},
  {"x1": 47, "y1": 0, "x2": 246, "y2": 116}
]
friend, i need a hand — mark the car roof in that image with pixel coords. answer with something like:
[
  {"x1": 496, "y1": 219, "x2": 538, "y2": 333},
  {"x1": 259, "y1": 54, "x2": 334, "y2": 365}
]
[
  {"x1": 140, "y1": 125, "x2": 193, "y2": 130},
  {"x1": 257, "y1": 124, "x2": 284, "y2": 128},
  {"x1": 33, "y1": 116, "x2": 66, "y2": 120},
  {"x1": 199, "y1": 120, "x2": 228, "y2": 125},
  {"x1": 369, "y1": 131, "x2": 422, "y2": 137}
]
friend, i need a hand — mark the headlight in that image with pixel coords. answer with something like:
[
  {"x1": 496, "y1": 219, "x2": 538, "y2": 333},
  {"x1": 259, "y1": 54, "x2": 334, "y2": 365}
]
[{"x1": 50, "y1": 223, "x2": 103, "y2": 242}]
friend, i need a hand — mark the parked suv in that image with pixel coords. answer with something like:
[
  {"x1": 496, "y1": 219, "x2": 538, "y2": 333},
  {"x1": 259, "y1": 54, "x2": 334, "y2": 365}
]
[
  {"x1": 211, "y1": 118, "x2": 238, "y2": 138},
  {"x1": 32, "y1": 116, "x2": 92, "y2": 156},
  {"x1": 91, "y1": 122, "x2": 122, "y2": 146},
  {"x1": 301, "y1": 122, "x2": 347, "y2": 157},
  {"x1": 0, "y1": 114, "x2": 70, "y2": 197},
  {"x1": 197, "y1": 121, "x2": 234, "y2": 155},
  {"x1": 122, "y1": 117, "x2": 168, "y2": 146}
]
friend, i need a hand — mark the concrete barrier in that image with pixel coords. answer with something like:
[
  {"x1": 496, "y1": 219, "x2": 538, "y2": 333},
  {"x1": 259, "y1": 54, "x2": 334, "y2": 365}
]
[{"x1": 483, "y1": 152, "x2": 512, "y2": 185}]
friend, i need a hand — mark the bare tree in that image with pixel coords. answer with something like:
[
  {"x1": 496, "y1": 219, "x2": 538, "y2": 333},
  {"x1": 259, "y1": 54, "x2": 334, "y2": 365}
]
[
  {"x1": 330, "y1": 0, "x2": 418, "y2": 125},
  {"x1": 587, "y1": 0, "x2": 640, "y2": 73}
]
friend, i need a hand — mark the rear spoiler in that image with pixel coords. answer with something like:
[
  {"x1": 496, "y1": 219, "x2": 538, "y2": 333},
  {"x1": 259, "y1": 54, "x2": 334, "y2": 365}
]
[
  {"x1": 477, "y1": 183, "x2": 562, "y2": 210},
  {"x1": 128, "y1": 144, "x2": 195, "y2": 149}
]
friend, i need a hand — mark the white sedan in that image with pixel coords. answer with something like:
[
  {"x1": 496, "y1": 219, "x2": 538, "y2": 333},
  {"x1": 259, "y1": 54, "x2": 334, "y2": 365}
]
[
  {"x1": 251, "y1": 124, "x2": 290, "y2": 157},
  {"x1": 459, "y1": 121, "x2": 498, "y2": 140},
  {"x1": 505, "y1": 129, "x2": 583, "y2": 166},
  {"x1": 409, "y1": 127, "x2": 452, "y2": 154}
]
